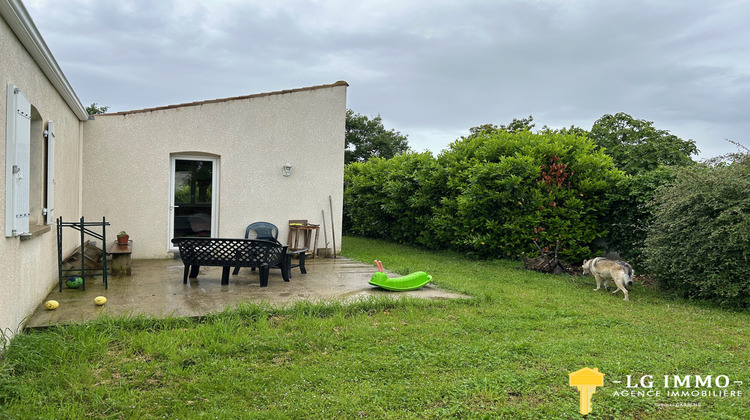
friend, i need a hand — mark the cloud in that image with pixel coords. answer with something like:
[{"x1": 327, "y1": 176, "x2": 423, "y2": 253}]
[{"x1": 25, "y1": 0, "x2": 750, "y2": 158}]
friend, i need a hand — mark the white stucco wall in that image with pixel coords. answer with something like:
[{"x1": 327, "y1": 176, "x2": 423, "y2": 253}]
[
  {"x1": 82, "y1": 82, "x2": 347, "y2": 259},
  {"x1": 1, "y1": 12, "x2": 84, "y2": 341}
]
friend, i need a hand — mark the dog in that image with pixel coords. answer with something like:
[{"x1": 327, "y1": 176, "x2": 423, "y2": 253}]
[{"x1": 582, "y1": 257, "x2": 634, "y2": 301}]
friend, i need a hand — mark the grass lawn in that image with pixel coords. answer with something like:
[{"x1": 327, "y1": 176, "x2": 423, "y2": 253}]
[{"x1": 1, "y1": 236, "x2": 748, "y2": 419}]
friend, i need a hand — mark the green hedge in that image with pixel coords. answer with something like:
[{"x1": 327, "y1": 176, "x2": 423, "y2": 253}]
[
  {"x1": 344, "y1": 130, "x2": 622, "y2": 262},
  {"x1": 344, "y1": 152, "x2": 440, "y2": 245},
  {"x1": 644, "y1": 159, "x2": 750, "y2": 308},
  {"x1": 601, "y1": 167, "x2": 677, "y2": 272}
]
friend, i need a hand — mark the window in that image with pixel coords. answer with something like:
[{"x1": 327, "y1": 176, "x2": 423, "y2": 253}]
[{"x1": 5, "y1": 85, "x2": 55, "y2": 237}]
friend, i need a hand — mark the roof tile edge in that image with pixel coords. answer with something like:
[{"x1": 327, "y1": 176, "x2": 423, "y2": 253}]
[{"x1": 99, "y1": 81, "x2": 349, "y2": 116}]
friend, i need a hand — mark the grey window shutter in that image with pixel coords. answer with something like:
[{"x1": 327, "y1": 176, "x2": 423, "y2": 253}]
[
  {"x1": 5, "y1": 85, "x2": 31, "y2": 237},
  {"x1": 45, "y1": 120, "x2": 55, "y2": 225}
]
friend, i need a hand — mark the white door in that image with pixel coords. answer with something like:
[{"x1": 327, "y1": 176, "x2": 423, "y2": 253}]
[{"x1": 168, "y1": 156, "x2": 219, "y2": 251}]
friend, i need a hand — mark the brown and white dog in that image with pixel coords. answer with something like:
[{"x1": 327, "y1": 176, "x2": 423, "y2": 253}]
[{"x1": 582, "y1": 257, "x2": 634, "y2": 301}]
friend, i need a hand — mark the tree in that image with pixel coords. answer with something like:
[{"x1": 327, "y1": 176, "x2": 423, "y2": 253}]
[
  {"x1": 468, "y1": 116, "x2": 591, "y2": 139},
  {"x1": 467, "y1": 115, "x2": 535, "y2": 138},
  {"x1": 703, "y1": 139, "x2": 749, "y2": 166},
  {"x1": 86, "y1": 103, "x2": 109, "y2": 115},
  {"x1": 589, "y1": 112, "x2": 698, "y2": 175},
  {"x1": 539, "y1": 125, "x2": 589, "y2": 137},
  {"x1": 345, "y1": 110, "x2": 409, "y2": 164}
]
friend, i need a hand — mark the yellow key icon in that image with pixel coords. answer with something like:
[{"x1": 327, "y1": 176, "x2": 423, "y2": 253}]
[{"x1": 569, "y1": 367, "x2": 605, "y2": 415}]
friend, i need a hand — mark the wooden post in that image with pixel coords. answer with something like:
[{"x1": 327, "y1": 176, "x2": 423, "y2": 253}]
[{"x1": 329, "y1": 196, "x2": 336, "y2": 258}]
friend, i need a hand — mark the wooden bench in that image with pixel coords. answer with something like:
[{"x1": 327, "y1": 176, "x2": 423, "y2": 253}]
[
  {"x1": 108, "y1": 240, "x2": 133, "y2": 275},
  {"x1": 171, "y1": 237, "x2": 300, "y2": 287}
]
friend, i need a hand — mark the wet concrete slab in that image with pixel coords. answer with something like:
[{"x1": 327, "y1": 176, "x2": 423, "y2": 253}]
[{"x1": 26, "y1": 257, "x2": 469, "y2": 328}]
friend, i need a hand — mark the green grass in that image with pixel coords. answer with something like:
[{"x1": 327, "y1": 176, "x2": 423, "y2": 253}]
[{"x1": 1, "y1": 236, "x2": 748, "y2": 419}]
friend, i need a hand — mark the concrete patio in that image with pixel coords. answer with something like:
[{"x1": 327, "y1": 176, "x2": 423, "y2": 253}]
[{"x1": 26, "y1": 256, "x2": 468, "y2": 329}]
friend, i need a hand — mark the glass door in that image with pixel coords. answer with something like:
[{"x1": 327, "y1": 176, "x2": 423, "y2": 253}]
[{"x1": 169, "y1": 156, "x2": 218, "y2": 251}]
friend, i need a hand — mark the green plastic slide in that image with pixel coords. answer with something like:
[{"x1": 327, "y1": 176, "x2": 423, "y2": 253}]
[{"x1": 368, "y1": 260, "x2": 432, "y2": 291}]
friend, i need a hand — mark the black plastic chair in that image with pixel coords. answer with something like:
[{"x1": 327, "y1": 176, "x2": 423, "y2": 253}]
[
  {"x1": 244, "y1": 222, "x2": 279, "y2": 241},
  {"x1": 234, "y1": 222, "x2": 307, "y2": 278}
]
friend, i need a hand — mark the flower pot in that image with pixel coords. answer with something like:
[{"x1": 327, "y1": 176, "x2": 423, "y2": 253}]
[{"x1": 117, "y1": 235, "x2": 129, "y2": 245}]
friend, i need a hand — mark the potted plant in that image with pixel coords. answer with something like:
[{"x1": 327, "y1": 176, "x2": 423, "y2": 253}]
[{"x1": 117, "y1": 231, "x2": 130, "y2": 245}]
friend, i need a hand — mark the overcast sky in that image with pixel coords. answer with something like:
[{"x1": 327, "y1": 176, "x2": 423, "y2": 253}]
[{"x1": 25, "y1": 0, "x2": 750, "y2": 160}]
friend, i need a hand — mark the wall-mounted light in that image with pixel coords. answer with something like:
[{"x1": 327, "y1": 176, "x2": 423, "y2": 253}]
[{"x1": 283, "y1": 163, "x2": 292, "y2": 177}]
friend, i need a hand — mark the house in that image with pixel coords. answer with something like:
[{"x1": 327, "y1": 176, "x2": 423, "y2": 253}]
[{"x1": 1, "y1": 0, "x2": 347, "y2": 343}]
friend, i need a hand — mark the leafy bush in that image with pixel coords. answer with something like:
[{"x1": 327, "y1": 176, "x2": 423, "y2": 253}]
[
  {"x1": 601, "y1": 167, "x2": 677, "y2": 272},
  {"x1": 344, "y1": 152, "x2": 442, "y2": 245},
  {"x1": 644, "y1": 158, "x2": 750, "y2": 308},
  {"x1": 429, "y1": 130, "x2": 621, "y2": 261},
  {"x1": 344, "y1": 130, "x2": 623, "y2": 262}
]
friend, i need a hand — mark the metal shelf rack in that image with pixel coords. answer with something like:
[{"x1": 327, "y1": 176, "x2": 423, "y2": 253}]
[{"x1": 56, "y1": 216, "x2": 110, "y2": 291}]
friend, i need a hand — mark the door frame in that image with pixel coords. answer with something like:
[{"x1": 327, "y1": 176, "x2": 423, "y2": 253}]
[{"x1": 168, "y1": 155, "x2": 220, "y2": 252}]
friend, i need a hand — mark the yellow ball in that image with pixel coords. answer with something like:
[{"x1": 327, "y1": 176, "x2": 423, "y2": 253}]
[
  {"x1": 94, "y1": 296, "x2": 107, "y2": 306},
  {"x1": 44, "y1": 300, "x2": 59, "y2": 310}
]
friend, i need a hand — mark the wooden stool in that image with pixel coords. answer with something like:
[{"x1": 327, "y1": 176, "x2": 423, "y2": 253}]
[
  {"x1": 287, "y1": 221, "x2": 320, "y2": 258},
  {"x1": 108, "y1": 240, "x2": 133, "y2": 275}
]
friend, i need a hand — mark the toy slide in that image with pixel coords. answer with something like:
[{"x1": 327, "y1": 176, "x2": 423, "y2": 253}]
[{"x1": 369, "y1": 260, "x2": 432, "y2": 291}]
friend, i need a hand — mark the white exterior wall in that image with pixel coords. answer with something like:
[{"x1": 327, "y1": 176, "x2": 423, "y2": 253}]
[
  {"x1": 1, "y1": 9, "x2": 85, "y2": 341},
  {"x1": 82, "y1": 83, "x2": 347, "y2": 258}
]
